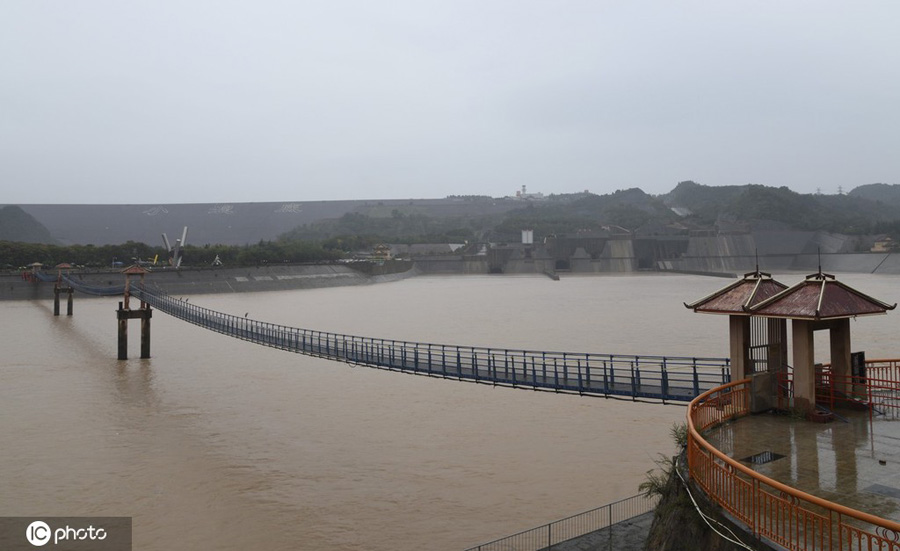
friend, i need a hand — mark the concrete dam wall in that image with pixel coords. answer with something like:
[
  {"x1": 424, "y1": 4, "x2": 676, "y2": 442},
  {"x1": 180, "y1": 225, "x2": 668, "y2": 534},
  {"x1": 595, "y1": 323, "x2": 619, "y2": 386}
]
[
  {"x1": 411, "y1": 231, "x2": 900, "y2": 277},
  {"x1": 659, "y1": 232, "x2": 900, "y2": 275},
  {"x1": 414, "y1": 231, "x2": 900, "y2": 275}
]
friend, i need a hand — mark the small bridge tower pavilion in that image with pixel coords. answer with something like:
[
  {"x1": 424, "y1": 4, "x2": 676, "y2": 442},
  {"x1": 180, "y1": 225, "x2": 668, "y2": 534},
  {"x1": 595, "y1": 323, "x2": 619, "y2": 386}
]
[{"x1": 687, "y1": 269, "x2": 895, "y2": 414}]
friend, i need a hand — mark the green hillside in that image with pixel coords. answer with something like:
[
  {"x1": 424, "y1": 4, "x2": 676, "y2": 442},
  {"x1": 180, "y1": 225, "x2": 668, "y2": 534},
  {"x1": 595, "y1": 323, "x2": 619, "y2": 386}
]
[
  {"x1": 0, "y1": 206, "x2": 56, "y2": 244},
  {"x1": 4, "y1": 182, "x2": 900, "y2": 260},
  {"x1": 661, "y1": 181, "x2": 899, "y2": 235}
]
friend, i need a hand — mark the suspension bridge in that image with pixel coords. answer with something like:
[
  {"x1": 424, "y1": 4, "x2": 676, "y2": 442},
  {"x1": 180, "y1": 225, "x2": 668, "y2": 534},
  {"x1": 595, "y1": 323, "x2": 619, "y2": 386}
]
[{"x1": 39, "y1": 269, "x2": 731, "y2": 402}]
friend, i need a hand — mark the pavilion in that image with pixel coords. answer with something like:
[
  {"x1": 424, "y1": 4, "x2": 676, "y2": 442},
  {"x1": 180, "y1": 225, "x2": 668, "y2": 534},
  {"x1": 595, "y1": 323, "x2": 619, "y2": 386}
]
[{"x1": 687, "y1": 269, "x2": 895, "y2": 414}]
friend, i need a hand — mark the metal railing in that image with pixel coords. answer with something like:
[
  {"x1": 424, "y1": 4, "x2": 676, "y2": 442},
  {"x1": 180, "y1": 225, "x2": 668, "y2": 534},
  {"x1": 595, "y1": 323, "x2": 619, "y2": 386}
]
[
  {"x1": 687, "y1": 379, "x2": 900, "y2": 550},
  {"x1": 777, "y1": 359, "x2": 900, "y2": 418},
  {"x1": 126, "y1": 286, "x2": 730, "y2": 402},
  {"x1": 463, "y1": 494, "x2": 657, "y2": 551}
]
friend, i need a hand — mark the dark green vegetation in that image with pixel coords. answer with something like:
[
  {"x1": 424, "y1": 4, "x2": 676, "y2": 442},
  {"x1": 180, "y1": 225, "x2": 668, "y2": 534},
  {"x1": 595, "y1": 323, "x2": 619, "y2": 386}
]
[
  {"x1": 3, "y1": 181, "x2": 900, "y2": 268},
  {"x1": 666, "y1": 181, "x2": 900, "y2": 235},
  {"x1": 280, "y1": 209, "x2": 482, "y2": 250},
  {"x1": 0, "y1": 239, "x2": 341, "y2": 270},
  {"x1": 284, "y1": 182, "x2": 900, "y2": 247}
]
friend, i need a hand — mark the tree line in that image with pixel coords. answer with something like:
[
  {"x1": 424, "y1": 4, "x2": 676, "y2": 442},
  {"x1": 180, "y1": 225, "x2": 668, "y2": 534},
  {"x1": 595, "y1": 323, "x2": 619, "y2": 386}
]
[{"x1": 0, "y1": 239, "x2": 343, "y2": 270}]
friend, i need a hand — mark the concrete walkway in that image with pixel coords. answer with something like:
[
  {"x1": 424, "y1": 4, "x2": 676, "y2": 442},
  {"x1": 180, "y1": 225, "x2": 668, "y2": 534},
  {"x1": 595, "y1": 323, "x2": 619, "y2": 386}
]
[
  {"x1": 549, "y1": 511, "x2": 653, "y2": 551},
  {"x1": 704, "y1": 408, "x2": 900, "y2": 524}
]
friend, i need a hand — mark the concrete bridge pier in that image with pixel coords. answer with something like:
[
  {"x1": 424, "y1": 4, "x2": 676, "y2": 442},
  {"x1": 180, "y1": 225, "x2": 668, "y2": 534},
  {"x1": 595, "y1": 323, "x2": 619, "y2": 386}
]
[
  {"x1": 117, "y1": 264, "x2": 152, "y2": 360},
  {"x1": 117, "y1": 301, "x2": 152, "y2": 360},
  {"x1": 53, "y1": 286, "x2": 74, "y2": 316}
]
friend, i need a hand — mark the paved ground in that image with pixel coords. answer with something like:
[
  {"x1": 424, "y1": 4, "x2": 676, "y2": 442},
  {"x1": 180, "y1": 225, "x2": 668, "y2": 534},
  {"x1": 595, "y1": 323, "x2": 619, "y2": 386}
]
[
  {"x1": 548, "y1": 406, "x2": 900, "y2": 551},
  {"x1": 703, "y1": 407, "x2": 900, "y2": 523}
]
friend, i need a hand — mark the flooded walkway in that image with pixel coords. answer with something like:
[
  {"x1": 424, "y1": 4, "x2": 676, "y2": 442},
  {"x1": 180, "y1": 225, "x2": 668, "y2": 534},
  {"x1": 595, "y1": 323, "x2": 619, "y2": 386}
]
[{"x1": 704, "y1": 409, "x2": 900, "y2": 524}]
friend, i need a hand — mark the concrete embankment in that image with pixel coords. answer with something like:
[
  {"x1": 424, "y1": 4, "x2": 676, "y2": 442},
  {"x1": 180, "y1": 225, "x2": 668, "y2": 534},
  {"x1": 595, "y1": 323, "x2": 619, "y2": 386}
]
[{"x1": 0, "y1": 260, "x2": 416, "y2": 301}]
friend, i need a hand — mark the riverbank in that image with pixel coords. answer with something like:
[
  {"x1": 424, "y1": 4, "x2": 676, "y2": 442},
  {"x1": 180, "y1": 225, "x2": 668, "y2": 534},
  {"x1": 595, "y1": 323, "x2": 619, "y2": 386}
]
[{"x1": 0, "y1": 260, "x2": 416, "y2": 301}]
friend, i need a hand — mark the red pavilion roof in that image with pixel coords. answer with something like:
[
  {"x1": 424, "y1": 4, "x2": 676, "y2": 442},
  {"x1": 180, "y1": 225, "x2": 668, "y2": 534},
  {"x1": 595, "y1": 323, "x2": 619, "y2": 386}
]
[
  {"x1": 121, "y1": 264, "x2": 149, "y2": 275},
  {"x1": 749, "y1": 271, "x2": 896, "y2": 320},
  {"x1": 685, "y1": 270, "x2": 788, "y2": 315}
]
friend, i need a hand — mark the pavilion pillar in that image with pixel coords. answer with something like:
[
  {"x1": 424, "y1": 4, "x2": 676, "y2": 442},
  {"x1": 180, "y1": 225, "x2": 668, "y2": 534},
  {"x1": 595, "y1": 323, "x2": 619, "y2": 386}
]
[
  {"x1": 729, "y1": 315, "x2": 751, "y2": 380},
  {"x1": 792, "y1": 319, "x2": 816, "y2": 413}
]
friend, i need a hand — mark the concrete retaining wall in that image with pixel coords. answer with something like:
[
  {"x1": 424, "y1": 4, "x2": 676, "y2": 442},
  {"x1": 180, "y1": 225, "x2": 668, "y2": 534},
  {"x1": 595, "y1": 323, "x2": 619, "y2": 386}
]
[
  {"x1": 413, "y1": 257, "x2": 490, "y2": 274},
  {"x1": 0, "y1": 261, "x2": 416, "y2": 301},
  {"x1": 659, "y1": 232, "x2": 900, "y2": 275},
  {"x1": 662, "y1": 251, "x2": 900, "y2": 275}
]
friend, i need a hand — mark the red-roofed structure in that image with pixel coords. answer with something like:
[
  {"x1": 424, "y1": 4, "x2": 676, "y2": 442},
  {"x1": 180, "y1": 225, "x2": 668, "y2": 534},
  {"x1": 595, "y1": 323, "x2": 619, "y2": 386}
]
[
  {"x1": 746, "y1": 271, "x2": 896, "y2": 413},
  {"x1": 690, "y1": 269, "x2": 896, "y2": 415},
  {"x1": 686, "y1": 270, "x2": 787, "y2": 314},
  {"x1": 750, "y1": 271, "x2": 895, "y2": 320},
  {"x1": 686, "y1": 270, "x2": 789, "y2": 386},
  {"x1": 121, "y1": 264, "x2": 149, "y2": 275}
]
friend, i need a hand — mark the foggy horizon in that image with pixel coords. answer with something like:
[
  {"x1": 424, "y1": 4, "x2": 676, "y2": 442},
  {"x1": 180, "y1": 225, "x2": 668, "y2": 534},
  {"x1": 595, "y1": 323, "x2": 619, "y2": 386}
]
[{"x1": 3, "y1": 1, "x2": 898, "y2": 205}]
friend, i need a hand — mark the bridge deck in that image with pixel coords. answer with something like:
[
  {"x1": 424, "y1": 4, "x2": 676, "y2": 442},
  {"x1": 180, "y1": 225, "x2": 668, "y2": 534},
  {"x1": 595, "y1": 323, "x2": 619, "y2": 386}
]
[{"x1": 120, "y1": 286, "x2": 730, "y2": 403}]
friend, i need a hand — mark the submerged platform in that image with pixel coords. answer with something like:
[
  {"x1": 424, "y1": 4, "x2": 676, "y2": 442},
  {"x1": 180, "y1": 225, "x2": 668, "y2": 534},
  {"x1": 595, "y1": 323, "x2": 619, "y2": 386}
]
[{"x1": 704, "y1": 408, "x2": 900, "y2": 524}]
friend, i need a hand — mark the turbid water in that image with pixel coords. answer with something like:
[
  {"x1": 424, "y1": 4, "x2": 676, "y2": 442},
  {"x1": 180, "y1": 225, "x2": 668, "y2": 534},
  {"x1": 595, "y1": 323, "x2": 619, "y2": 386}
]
[{"x1": 2, "y1": 273, "x2": 897, "y2": 550}]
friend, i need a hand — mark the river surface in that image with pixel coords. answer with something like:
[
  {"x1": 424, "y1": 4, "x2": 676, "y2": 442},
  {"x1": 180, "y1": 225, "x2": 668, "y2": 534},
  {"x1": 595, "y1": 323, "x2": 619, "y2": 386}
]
[{"x1": 2, "y1": 273, "x2": 898, "y2": 550}]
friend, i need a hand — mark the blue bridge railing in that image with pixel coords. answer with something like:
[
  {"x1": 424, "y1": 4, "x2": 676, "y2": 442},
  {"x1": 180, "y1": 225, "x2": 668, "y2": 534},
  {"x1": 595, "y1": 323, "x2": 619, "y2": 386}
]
[{"x1": 122, "y1": 286, "x2": 729, "y2": 402}]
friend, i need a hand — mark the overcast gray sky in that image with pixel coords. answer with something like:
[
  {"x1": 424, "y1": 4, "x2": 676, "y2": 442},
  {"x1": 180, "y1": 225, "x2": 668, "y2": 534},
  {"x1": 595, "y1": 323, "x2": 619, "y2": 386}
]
[{"x1": 2, "y1": 1, "x2": 898, "y2": 204}]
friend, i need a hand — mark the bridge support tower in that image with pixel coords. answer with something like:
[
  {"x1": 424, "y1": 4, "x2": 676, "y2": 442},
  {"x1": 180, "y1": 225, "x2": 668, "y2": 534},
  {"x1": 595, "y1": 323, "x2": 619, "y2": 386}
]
[
  {"x1": 117, "y1": 302, "x2": 152, "y2": 360},
  {"x1": 52, "y1": 263, "x2": 75, "y2": 316},
  {"x1": 54, "y1": 285, "x2": 74, "y2": 316},
  {"x1": 117, "y1": 265, "x2": 152, "y2": 360}
]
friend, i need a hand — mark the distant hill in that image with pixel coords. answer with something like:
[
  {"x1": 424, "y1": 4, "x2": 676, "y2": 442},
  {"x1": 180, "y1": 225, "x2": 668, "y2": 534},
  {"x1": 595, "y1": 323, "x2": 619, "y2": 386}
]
[
  {"x1": 661, "y1": 180, "x2": 745, "y2": 220},
  {"x1": 661, "y1": 181, "x2": 898, "y2": 235},
  {"x1": 6, "y1": 198, "x2": 525, "y2": 246},
  {"x1": 4, "y1": 181, "x2": 900, "y2": 247},
  {"x1": 848, "y1": 183, "x2": 900, "y2": 206},
  {"x1": 489, "y1": 188, "x2": 678, "y2": 240},
  {"x1": 0, "y1": 205, "x2": 56, "y2": 244}
]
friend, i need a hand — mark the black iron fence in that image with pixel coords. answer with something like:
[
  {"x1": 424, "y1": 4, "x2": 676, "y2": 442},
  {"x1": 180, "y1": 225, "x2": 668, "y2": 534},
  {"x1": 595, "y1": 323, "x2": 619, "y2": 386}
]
[{"x1": 463, "y1": 494, "x2": 658, "y2": 551}]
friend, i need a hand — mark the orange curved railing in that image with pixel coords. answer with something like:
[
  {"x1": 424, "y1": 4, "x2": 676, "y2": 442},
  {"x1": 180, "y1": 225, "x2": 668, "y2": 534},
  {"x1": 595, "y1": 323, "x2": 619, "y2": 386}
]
[{"x1": 687, "y1": 378, "x2": 900, "y2": 551}]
